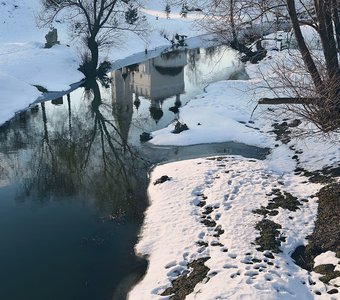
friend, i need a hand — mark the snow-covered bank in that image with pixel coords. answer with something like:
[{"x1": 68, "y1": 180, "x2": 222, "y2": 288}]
[
  {"x1": 108, "y1": 2, "x2": 204, "y2": 64},
  {"x1": 130, "y1": 147, "x2": 339, "y2": 299},
  {"x1": 0, "y1": 0, "x2": 83, "y2": 125},
  {"x1": 0, "y1": 41, "x2": 83, "y2": 125},
  {"x1": 149, "y1": 79, "x2": 276, "y2": 148},
  {"x1": 129, "y1": 156, "x2": 327, "y2": 299}
]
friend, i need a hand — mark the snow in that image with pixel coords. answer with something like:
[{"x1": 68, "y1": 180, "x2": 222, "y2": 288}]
[
  {"x1": 149, "y1": 79, "x2": 276, "y2": 148},
  {"x1": 0, "y1": 0, "x2": 45, "y2": 43},
  {"x1": 314, "y1": 252, "x2": 340, "y2": 270},
  {"x1": 0, "y1": 41, "x2": 83, "y2": 125},
  {"x1": 0, "y1": 0, "x2": 84, "y2": 125},
  {"x1": 0, "y1": 42, "x2": 82, "y2": 91},
  {"x1": 0, "y1": 71, "x2": 40, "y2": 123},
  {"x1": 128, "y1": 156, "x2": 327, "y2": 299}
]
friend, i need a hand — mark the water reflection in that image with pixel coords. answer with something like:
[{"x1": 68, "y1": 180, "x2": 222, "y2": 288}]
[
  {"x1": 2, "y1": 46, "x2": 239, "y2": 206},
  {"x1": 20, "y1": 82, "x2": 145, "y2": 216},
  {"x1": 0, "y1": 79, "x2": 149, "y2": 300},
  {"x1": 111, "y1": 50, "x2": 187, "y2": 124}
]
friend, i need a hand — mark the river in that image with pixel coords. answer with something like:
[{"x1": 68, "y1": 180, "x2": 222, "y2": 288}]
[{"x1": 0, "y1": 45, "x2": 268, "y2": 300}]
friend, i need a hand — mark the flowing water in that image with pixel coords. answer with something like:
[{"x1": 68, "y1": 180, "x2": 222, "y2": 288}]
[{"x1": 0, "y1": 45, "x2": 267, "y2": 300}]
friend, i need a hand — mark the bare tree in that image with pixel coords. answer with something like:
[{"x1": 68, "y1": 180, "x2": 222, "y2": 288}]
[
  {"x1": 39, "y1": 0, "x2": 147, "y2": 78},
  {"x1": 196, "y1": 0, "x2": 287, "y2": 42},
  {"x1": 260, "y1": 0, "x2": 340, "y2": 132},
  {"x1": 190, "y1": 0, "x2": 288, "y2": 63}
]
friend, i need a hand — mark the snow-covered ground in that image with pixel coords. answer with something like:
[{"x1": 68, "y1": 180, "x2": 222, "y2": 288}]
[
  {"x1": 0, "y1": 0, "x2": 202, "y2": 126},
  {"x1": 129, "y1": 45, "x2": 340, "y2": 299}
]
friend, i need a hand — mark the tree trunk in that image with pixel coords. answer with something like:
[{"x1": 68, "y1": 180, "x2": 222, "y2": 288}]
[
  {"x1": 41, "y1": 102, "x2": 49, "y2": 143},
  {"x1": 314, "y1": 0, "x2": 340, "y2": 80},
  {"x1": 229, "y1": 0, "x2": 237, "y2": 41},
  {"x1": 331, "y1": 0, "x2": 340, "y2": 51},
  {"x1": 286, "y1": 0, "x2": 324, "y2": 93},
  {"x1": 87, "y1": 37, "x2": 99, "y2": 78}
]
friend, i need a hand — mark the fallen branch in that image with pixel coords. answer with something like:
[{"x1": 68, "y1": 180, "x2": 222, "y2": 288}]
[{"x1": 258, "y1": 97, "x2": 318, "y2": 105}]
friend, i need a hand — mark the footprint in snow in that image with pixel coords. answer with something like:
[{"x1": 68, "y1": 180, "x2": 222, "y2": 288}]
[
  {"x1": 264, "y1": 274, "x2": 273, "y2": 281},
  {"x1": 224, "y1": 203, "x2": 232, "y2": 211},
  {"x1": 232, "y1": 186, "x2": 240, "y2": 194},
  {"x1": 198, "y1": 231, "x2": 205, "y2": 239},
  {"x1": 229, "y1": 194, "x2": 237, "y2": 201},
  {"x1": 167, "y1": 266, "x2": 185, "y2": 278},
  {"x1": 223, "y1": 264, "x2": 238, "y2": 269},
  {"x1": 253, "y1": 263, "x2": 266, "y2": 269},
  {"x1": 230, "y1": 271, "x2": 241, "y2": 278},
  {"x1": 246, "y1": 277, "x2": 253, "y2": 284},
  {"x1": 165, "y1": 261, "x2": 177, "y2": 269}
]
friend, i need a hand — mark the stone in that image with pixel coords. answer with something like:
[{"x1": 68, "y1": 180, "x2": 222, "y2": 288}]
[
  {"x1": 45, "y1": 28, "x2": 59, "y2": 48},
  {"x1": 140, "y1": 132, "x2": 152, "y2": 142},
  {"x1": 171, "y1": 121, "x2": 189, "y2": 134},
  {"x1": 153, "y1": 175, "x2": 171, "y2": 185}
]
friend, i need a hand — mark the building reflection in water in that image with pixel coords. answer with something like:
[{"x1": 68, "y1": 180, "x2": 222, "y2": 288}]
[
  {"x1": 111, "y1": 68, "x2": 134, "y2": 146},
  {"x1": 111, "y1": 50, "x2": 187, "y2": 126}
]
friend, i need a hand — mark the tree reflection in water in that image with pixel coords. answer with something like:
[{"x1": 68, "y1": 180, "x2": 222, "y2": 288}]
[{"x1": 2, "y1": 80, "x2": 147, "y2": 220}]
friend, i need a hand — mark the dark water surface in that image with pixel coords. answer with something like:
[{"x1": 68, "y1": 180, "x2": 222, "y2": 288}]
[{"x1": 0, "y1": 46, "x2": 265, "y2": 300}]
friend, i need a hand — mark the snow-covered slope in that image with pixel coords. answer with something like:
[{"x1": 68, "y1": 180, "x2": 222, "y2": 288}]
[
  {"x1": 0, "y1": 0, "x2": 83, "y2": 125},
  {"x1": 0, "y1": 0, "x2": 44, "y2": 43}
]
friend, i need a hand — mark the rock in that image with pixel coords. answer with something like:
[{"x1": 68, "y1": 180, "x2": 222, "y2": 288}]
[
  {"x1": 288, "y1": 119, "x2": 302, "y2": 127},
  {"x1": 169, "y1": 106, "x2": 179, "y2": 114},
  {"x1": 153, "y1": 175, "x2": 171, "y2": 185},
  {"x1": 45, "y1": 28, "x2": 59, "y2": 48},
  {"x1": 314, "y1": 264, "x2": 335, "y2": 274},
  {"x1": 140, "y1": 132, "x2": 152, "y2": 142},
  {"x1": 172, "y1": 121, "x2": 189, "y2": 134}
]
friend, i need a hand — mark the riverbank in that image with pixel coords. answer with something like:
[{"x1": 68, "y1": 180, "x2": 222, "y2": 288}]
[{"x1": 129, "y1": 47, "x2": 340, "y2": 299}]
